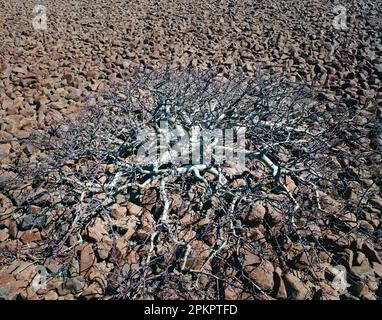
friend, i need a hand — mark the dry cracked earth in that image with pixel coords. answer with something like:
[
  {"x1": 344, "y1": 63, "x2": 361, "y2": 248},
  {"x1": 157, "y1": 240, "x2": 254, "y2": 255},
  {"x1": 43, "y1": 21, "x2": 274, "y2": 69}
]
[{"x1": 0, "y1": 0, "x2": 381, "y2": 300}]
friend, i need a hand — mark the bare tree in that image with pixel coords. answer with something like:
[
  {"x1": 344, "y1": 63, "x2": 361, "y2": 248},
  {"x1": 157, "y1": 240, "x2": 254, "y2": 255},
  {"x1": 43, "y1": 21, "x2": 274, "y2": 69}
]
[{"x1": 2, "y1": 67, "x2": 355, "y2": 299}]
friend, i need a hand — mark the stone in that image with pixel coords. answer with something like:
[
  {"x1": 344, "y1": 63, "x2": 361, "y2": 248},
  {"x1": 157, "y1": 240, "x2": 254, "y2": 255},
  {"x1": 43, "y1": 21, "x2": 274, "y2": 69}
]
[
  {"x1": 358, "y1": 220, "x2": 374, "y2": 234},
  {"x1": 369, "y1": 195, "x2": 382, "y2": 210},
  {"x1": 243, "y1": 62, "x2": 254, "y2": 73},
  {"x1": 80, "y1": 244, "x2": 96, "y2": 276},
  {"x1": 19, "y1": 214, "x2": 47, "y2": 231},
  {"x1": 273, "y1": 272, "x2": 287, "y2": 299},
  {"x1": 111, "y1": 203, "x2": 127, "y2": 219},
  {"x1": 245, "y1": 202, "x2": 266, "y2": 225},
  {"x1": 354, "y1": 251, "x2": 366, "y2": 266},
  {"x1": 294, "y1": 252, "x2": 313, "y2": 269},
  {"x1": 318, "y1": 282, "x2": 340, "y2": 300},
  {"x1": 96, "y1": 237, "x2": 113, "y2": 260},
  {"x1": 68, "y1": 258, "x2": 80, "y2": 277},
  {"x1": 86, "y1": 217, "x2": 108, "y2": 242},
  {"x1": 265, "y1": 204, "x2": 283, "y2": 226},
  {"x1": 362, "y1": 242, "x2": 382, "y2": 258},
  {"x1": 241, "y1": 248, "x2": 261, "y2": 267},
  {"x1": 127, "y1": 202, "x2": 144, "y2": 216},
  {"x1": 283, "y1": 273, "x2": 308, "y2": 300},
  {"x1": 350, "y1": 259, "x2": 374, "y2": 280},
  {"x1": 44, "y1": 290, "x2": 59, "y2": 300},
  {"x1": 63, "y1": 276, "x2": 86, "y2": 294},
  {"x1": 317, "y1": 192, "x2": 341, "y2": 213},
  {"x1": 0, "y1": 228, "x2": 9, "y2": 241},
  {"x1": 335, "y1": 249, "x2": 353, "y2": 269},
  {"x1": 371, "y1": 262, "x2": 382, "y2": 277},
  {"x1": 114, "y1": 216, "x2": 138, "y2": 239},
  {"x1": 82, "y1": 282, "x2": 104, "y2": 298},
  {"x1": 341, "y1": 212, "x2": 357, "y2": 229},
  {"x1": 88, "y1": 271, "x2": 107, "y2": 291},
  {"x1": 246, "y1": 261, "x2": 274, "y2": 292},
  {"x1": 20, "y1": 229, "x2": 41, "y2": 244},
  {"x1": 350, "y1": 281, "x2": 369, "y2": 298},
  {"x1": 0, "y1": 143, "x2": 11, "y2": 159},
  {"x1": 224, "y1": 283, "x2": 243, "y2": 300}
]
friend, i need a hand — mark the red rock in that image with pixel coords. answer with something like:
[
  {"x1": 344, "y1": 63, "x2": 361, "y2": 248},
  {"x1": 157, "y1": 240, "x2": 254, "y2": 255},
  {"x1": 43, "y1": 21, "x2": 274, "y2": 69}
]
[
  {"x1": 0, "y1": 143, "x2": 11, "y2": 159},
  {"x1": 20, "y1": 229, "x2": 41, "y2": 244},
  {"x1": 44, "y1": 290, "x2": 59, "y2": 300},
  {"x1": 111, "y1": 203, "x2": 127, "y2": 219},
  {"x1": 88, "y1": 271, "x2": 107, "y2": 291},
  {"x1": 0, "y1": 228, "x2": 9, "y2": 241},
  {"x1": 283, "y1": 273, "x2": 308, "y2": 300},
  {"x1": 371, "y1": 262, "x2": 382, "y2": 277},
  {"x1": 82, "y1": 282, "x2": 103, "y2": 298},
  {"x1": 246, "y1": 202, "x2": 266, "y2": 224},
  {"x1": 86, "y1": 217, "x2": 108, "y2": 242},
  {"x1": 80, "y1": 244, "x2": 96, "y2": 276},
  {"x1": 362, "y1": 242, "x2": 381, "y2": 264},
  {"x1": 319, "y1": 282, "x2": 340, "y2": 300},
  {"x1": 241, "y1": 248, "x2": 261, "y2": 267},
  {"x1": 246, "y1": 261, "x2": 274, "y2": 291},
  {"x1": 224, "y1": 282, "x2": 243, "y2": 300},
  {"x1": 96, "y1": 237, "x2": 113, "y2": 260},
  {"x1": 0, "y1": 272, "x2": 28, "y2": 299},
  {"x1": 127, "y1": 202, "x2": 144, "y2": 216},
  {"x1": 8, "y1": 221, "x2": 18, "y2": 239},
  {"x1": 114, "y1": 216, "x2": 139, "y2": 238},
  {"x1": 274, "y1": 272, "x2": 288, "y2": 299}
]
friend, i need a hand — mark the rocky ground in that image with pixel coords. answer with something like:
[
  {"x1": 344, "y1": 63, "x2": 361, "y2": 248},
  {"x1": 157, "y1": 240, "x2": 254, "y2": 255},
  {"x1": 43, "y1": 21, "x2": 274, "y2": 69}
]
[{"x1": 0, "y1": 0, "x2": 381, "y2": 300}]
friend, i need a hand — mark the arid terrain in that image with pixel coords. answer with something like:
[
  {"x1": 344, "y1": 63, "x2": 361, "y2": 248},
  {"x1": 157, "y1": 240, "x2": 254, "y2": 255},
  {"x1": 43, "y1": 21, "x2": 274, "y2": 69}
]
[{"x1": 0, "y1": 0, "x2": 381, "y2": 300}]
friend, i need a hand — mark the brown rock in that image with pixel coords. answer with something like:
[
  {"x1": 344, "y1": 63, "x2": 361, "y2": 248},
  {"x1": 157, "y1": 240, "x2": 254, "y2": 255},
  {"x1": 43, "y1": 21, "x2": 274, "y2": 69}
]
[
  {"x1": 350, "y1": 281, "x2": 369, "y2": 298},
  {"x1": 350, "y1": 259, "x2": 374, "y2": 280},
  {"x1": 184, "y1": 240, "x2": 210, "y2": 270},
  {"x1": 111, "y1": 203, "x2": 127, "y2": 219},
  {"x1": 362, "y1": 242, "x2": 381, "y2": 264},
  {"x1": 358, "y1": 220, "x2": 374, "y2": 234},
  {"x1": 127, "y1": 202, "x2": 144, "y2": 216},
  {"x1": 318, "y1": 282, "x2": 340, "y2": 300},
  {"x1": 115, "y1": 216, "x2": 138, "y2": 240},
  {"x1": 96, "y1": 237, "x2": 113, "y2": 260},
  {"x1": 8, "y1": 220, "x2": 18, "y2": 239},
  {"x1": 354, "y1": 251, "x2": 366, "y2": 266},
  {"x1": 224, "y1": 283, "x2": 243, "y2": 300},
  {"x1": 265, "y1": 204, "x2": 283, "y2": 226},
  {"x1": 246, "y1": 202, "x2": 266, "y2": 224},
  {"x1": 20, "y1": 229, "x2": 41, "y2": 244},
  {"x1": 82, "y1": 282, "x2": 103, "y2": 298},
  {"x1": 283, "y1": 273, "x2": 308, "y2": 300},
  {"x1": 241, "y1": 249, "x2": 261, "y2": 267},
  {"x1": 246, "y1": 261, "x2": 274, "y2": 292},
  {"x1": 44, "y1": 290, "x2": 59, "y2": 300},
  {"x1": 0, "y1": 272, "x2": 28, "y2": 300},
  {"x1": 371, "y1": 262, "x2": 382, "y2": 277},
  {"x1": 86, "y1": 217, "x2": 108, "y2": 242},
  {"x1": 89, "y1": 271, "x2": 107, "y2": 292},
  {"x1": 273, "y1": 272, "x2": 287, "y2": 299},
  {"x1": 0, "y1": 228, "x2": 9, "y2": 241},
  {"x1": 0, "y1": 143, "x2": 11, "y2": 159},
  {"x1": 80, "y1": 244, "x2": 96, "y2": 276},
  {"x1": 341, "y1": 212, "x2": 357, "y2": 229},
  {"x1": 62, "y1": 276, "x2": 86, "y2": 295},
  {"x1": 318, "y1": 192, "x2": 341, "y2": 213}
]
